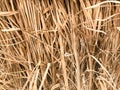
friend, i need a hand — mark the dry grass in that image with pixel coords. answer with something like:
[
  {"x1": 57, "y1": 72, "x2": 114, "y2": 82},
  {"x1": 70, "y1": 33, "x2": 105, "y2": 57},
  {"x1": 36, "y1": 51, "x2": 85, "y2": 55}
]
[{"x1": 0, "y1": 0, "x2": 120, "y2": 90}]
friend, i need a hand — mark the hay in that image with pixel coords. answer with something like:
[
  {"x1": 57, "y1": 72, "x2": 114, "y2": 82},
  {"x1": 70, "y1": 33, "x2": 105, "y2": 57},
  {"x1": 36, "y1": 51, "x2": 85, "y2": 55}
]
[{"x1": 0, "y1": 0, "x2": 120, "y2": 90}]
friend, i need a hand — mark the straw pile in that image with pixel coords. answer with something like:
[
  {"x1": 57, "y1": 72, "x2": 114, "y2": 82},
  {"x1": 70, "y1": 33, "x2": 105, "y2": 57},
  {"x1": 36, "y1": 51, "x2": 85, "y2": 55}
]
[{"x1": 0, "y1": 0, "x2": 120, "y2": 90}]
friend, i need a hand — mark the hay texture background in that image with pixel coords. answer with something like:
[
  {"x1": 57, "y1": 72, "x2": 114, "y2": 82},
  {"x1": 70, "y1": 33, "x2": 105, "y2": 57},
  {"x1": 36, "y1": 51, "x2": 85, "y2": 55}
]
[{"x1": 0, "y1": 0, "x2": 120, "y2": 90}]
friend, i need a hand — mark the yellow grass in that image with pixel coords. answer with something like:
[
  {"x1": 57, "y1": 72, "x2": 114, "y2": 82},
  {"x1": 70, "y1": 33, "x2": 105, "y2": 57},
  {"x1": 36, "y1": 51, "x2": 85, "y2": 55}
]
[{"x1": 0, "y1": 0, "x2": 120, "y2": 90}]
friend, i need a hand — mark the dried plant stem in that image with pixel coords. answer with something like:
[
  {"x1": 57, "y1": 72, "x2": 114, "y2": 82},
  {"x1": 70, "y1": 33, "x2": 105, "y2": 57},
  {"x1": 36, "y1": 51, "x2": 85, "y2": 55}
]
[{"x1": 59, "y1": 33, "x2": 69, "y2": 90}]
